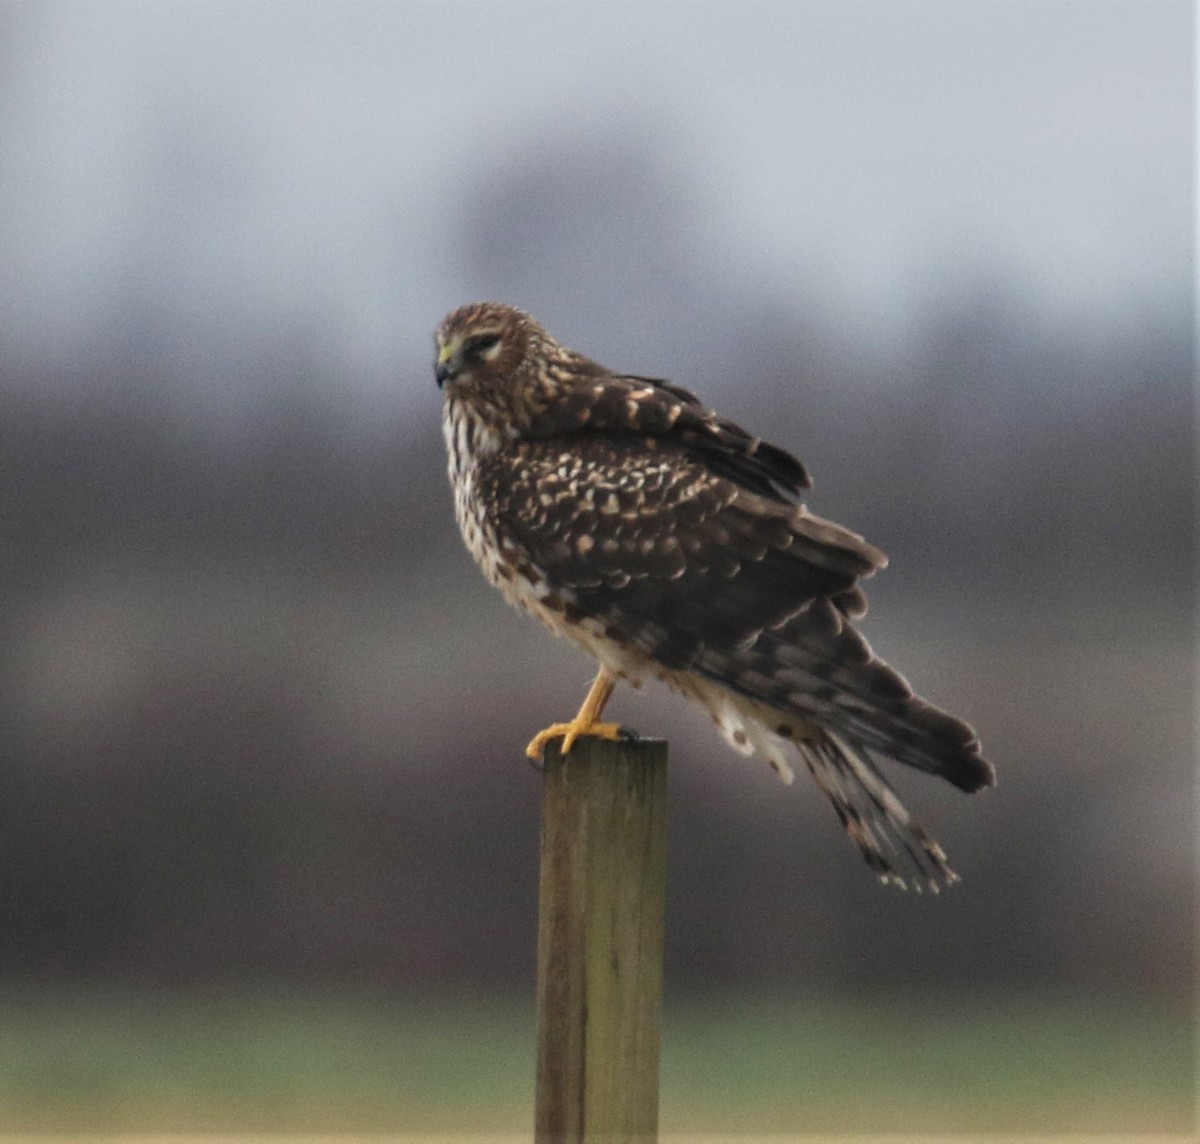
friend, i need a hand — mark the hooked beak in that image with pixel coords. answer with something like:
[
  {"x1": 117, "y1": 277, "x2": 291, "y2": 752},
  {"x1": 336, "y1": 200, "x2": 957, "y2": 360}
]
[{"x1": 435, "y1": 344, "x2": 456, "y2": 388}]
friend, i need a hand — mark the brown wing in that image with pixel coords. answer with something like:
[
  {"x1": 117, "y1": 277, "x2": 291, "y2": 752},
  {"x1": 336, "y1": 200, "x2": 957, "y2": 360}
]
[
  {"x1": 480, "y1": 432, "x2": 993, "y2": 795},
  {"x1": 525, "y1": 371, "x2": 813, "y2": 504}
]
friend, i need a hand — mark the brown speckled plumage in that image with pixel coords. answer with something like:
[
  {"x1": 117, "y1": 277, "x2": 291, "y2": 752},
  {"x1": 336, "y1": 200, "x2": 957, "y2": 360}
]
[{"x1": 436, "y1": 301, "x2": 994, "y2": 890}]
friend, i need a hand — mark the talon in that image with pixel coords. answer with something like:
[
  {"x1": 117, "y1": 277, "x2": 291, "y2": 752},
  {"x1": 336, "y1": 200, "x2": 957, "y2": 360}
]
[
  {"x1": 525, "y1": 719, "x2": 624, "y2": 760},
  {"x1": 525, "y1": 723, "x2": 567, "y2": 760},
  {"x1": 524, "y1": 666, "x2": 623, "y2": 761}
]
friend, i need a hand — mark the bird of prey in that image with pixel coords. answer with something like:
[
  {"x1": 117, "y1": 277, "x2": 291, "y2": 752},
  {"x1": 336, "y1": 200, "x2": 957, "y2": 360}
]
[{"x1": 435, "y1": 302, "x2": 994, "y2": 890}]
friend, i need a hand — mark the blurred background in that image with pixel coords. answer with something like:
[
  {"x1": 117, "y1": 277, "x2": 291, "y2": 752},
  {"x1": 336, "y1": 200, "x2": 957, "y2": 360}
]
[{"x1": 0, "y1": 0, "x2": 1193, "y2": 1135}]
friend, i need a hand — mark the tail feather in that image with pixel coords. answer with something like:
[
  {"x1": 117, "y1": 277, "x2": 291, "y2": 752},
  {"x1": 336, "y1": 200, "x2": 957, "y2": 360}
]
[
  {"x1": 798, "y1": 729, "x2": 959, "y2": 891},
  {"x1": 679, "y1": 676, "x2": 974, "y2": 888},
  {"x1": 700, "y1": 614, "x2": 995, "y2": 794}
]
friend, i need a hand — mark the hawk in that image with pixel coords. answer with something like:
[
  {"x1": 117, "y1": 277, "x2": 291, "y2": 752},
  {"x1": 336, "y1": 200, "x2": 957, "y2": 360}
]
[{"x1": 436, "y1": 302, "x2": 994, "y2": 890}]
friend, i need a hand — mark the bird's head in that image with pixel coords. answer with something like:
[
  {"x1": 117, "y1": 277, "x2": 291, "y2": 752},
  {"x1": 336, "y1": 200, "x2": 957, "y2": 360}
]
[
  {"x1": 435, "y1": 302, "x2": 611, "y2": 445},
  {"x1": 434, "y1": 301, "x2": 554, "y2": 409},
  {"x1": 435, "y1": 302, "x2": 607, "y2": 446}
]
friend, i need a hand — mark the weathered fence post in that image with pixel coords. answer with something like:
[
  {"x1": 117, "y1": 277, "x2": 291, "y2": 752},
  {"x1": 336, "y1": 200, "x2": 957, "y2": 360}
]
[{"x1": 534, "y1": 735, "x2": 668, "y2": 1144}]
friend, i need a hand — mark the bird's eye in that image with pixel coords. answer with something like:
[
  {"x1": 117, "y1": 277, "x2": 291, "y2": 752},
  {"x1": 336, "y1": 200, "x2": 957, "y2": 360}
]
[{"x1": 465, "y1": 333, "x2": 501, "y2": 357}]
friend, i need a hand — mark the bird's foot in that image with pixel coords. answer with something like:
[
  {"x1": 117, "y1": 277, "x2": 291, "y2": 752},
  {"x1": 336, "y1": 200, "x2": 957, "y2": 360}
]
[{"x1": 525, "y1": 719, "x2": 625, "y2": 761}]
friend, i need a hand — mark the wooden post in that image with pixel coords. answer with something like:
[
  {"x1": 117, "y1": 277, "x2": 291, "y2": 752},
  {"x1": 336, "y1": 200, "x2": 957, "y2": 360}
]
[{"x1": 534, "y1": 736, "x2": 668, "y2": 1144}]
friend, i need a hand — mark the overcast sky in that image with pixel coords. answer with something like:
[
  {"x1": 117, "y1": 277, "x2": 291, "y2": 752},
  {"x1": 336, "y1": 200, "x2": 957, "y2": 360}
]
[{"x1": 0, "y1": 2, "x2": 1190, "y2": 403}]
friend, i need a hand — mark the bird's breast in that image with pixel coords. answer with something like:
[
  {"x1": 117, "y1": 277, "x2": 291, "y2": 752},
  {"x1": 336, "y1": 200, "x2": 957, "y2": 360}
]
[
  {"x1": 443, "y1": 402, "x2": 555, "y2": 612},
  {"x1": 440, "y1": 400, "x2": 650, "y2": 683},
  {"x1": 443, "y1": 402, "x2": 501, "y2": 579}
]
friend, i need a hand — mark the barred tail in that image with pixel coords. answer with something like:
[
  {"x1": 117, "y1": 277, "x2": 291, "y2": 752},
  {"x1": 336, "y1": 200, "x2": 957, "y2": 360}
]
[{"x1": 797, "y1": 729, "x2": 959, "y2": 892}]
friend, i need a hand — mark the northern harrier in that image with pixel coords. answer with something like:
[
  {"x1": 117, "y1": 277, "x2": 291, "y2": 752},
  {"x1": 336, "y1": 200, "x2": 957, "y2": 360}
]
[{"x1": 436, "y1": 302, "x2": 994, "y2": 890}]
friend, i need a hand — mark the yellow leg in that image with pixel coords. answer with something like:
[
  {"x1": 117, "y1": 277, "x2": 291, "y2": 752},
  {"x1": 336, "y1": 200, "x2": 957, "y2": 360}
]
[{"x1": 525, "y1": 666, "x2": 624, "y2": 760}]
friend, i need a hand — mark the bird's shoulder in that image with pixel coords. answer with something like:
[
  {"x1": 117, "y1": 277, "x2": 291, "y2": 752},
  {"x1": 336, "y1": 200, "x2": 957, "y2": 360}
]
[
  {"x1": 478, "y1": 431, "x2": 727, "y2": 562},
  {"x1": 523, "y1": 370, "x2": 812, "y2": 505}
]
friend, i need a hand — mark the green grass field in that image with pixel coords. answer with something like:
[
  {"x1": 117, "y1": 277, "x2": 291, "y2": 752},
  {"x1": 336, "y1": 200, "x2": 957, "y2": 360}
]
[{"x1": 0, "y1": 990, "x2": 1190, "y2": 1135}]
